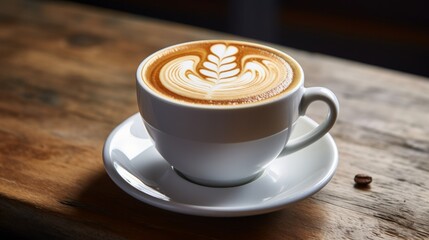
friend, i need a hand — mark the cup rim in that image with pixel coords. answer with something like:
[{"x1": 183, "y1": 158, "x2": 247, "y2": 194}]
[{"x1": 136, "y1": 39, "x2": 304, "y2": 110}]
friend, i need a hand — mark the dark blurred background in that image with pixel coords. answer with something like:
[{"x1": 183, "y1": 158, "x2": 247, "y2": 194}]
[{"x1": 68, "y1": 0, "x2": 429, "y2": 77}]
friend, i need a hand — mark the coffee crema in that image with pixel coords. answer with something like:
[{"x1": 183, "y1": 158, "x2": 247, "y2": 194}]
[{"x1": 142, "y1": 41, "x2": 298, "y2": 105}]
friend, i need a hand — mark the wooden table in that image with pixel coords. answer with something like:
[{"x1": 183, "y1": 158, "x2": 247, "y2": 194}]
[{"x1": 1, "y1": 0, "x2": 428, "y2": 239}]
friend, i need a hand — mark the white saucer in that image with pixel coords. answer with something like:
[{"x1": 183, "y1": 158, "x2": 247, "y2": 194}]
[{"x1": 103, "y1": 113, "x2": 338, "y2": 217}]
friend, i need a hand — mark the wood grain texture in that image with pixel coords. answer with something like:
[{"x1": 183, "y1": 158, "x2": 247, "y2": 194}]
[{"x1": 0, "y1": 0, "x2": 428, "y2": 239}]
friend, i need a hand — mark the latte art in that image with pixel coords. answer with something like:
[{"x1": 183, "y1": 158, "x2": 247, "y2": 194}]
[{"x1": 142, "y1": 41, "x2": 298, "y2": 105}]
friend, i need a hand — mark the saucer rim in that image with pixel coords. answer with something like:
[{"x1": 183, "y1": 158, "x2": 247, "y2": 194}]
[{"x1": 103, "y1": 113, "x2": 338, "y2": 217}]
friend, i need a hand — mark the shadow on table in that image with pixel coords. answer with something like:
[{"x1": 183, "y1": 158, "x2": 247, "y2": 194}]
[{"x1": 71, "y1": 170, "x2": 326, "y2": 239}]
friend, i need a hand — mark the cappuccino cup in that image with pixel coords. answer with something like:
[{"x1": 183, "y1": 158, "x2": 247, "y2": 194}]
[{"x1": 136, "y1": 40, "x2": 339, "y2": 187}]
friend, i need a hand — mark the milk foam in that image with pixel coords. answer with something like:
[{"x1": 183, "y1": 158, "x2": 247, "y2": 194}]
[
  {"x1": 143, "y1": 41, "x2": 296, "y2": 105},
  {"x1": 158, "y1": 43, "x2": 292, "y2": 101}
]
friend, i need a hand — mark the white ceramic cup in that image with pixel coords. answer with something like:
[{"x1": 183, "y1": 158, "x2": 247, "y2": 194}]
[{"x1": 136, "y1": 40, "x2": 339, "y2": 187}]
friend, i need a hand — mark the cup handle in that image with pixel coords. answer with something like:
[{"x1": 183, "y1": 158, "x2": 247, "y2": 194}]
[{"x1": 279, "y1": 87, "x2": 339, "y2": 156}]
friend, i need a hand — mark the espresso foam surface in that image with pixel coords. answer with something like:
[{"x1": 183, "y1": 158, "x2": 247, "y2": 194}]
[{"x1": 143, "y1": 41, "x2": 295, "y2": 105}]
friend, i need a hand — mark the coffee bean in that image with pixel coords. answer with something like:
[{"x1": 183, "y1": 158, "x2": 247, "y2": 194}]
[{"x1": 354, "y1": 174, "x2": 372, "y2": 186}]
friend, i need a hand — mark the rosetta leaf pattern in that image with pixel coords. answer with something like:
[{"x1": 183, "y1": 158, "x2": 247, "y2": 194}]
[
  {"x1": 199, "y1": 44, "x2": 240, "y2": 84},
  {"x1": 159, "y1": 42, "x2": 289, "y2": 101}
]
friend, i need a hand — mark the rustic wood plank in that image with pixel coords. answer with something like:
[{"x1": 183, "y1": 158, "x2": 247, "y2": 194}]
[{"x1": 0, "y1": 0, "x2": 428, "y2": 239}]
